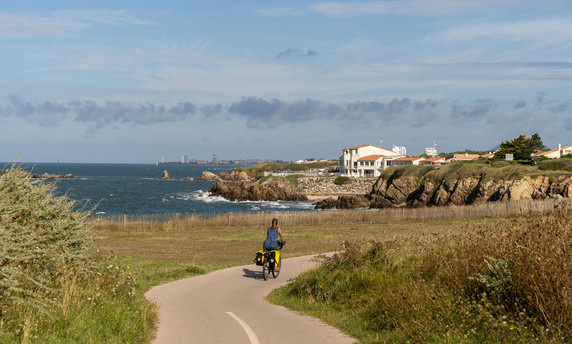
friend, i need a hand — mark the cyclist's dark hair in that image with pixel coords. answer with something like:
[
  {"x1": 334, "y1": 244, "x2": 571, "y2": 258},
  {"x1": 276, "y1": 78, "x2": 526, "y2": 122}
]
[{"x1": 271, "y1": 218, "x2": 278, "y2": 229}]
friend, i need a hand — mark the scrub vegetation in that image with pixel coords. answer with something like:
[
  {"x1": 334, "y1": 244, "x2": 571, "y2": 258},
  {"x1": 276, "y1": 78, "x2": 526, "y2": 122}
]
[
  {"x1": 0, "y1": 165, "x2": 155, "y2": 343},
  {"x1": 269, "y1": 209, "x2": 571, "y2": 343}
]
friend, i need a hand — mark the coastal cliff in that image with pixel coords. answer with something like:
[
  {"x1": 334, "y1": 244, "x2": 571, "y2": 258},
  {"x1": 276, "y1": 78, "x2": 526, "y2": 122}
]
[{"x1": 316, "y1": 163, "x2": 572, "y2": 209}]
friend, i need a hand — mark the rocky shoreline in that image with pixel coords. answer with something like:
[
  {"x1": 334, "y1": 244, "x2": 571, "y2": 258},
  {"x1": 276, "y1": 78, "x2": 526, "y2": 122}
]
[{"x1": 205, "y1": 166, "x2": 572, "y2": 210}]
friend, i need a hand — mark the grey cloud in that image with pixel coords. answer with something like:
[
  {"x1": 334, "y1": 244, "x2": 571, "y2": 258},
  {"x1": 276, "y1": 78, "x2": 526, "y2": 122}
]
[
  {"x1": 71, "y1": 100, "x2": 195, "y2": 127},
  {"x1": 550, "y1": 102, "x2": 570, "y2": 113},
  {"x1": 536, "y1": 91, "x2": 546, "y2": 104},
  {"x1": 228, "y1": 97, "x2": 339, "y2": 128},
  {"x1": 413, "y1": 99, "x2": 438, "y2": 111},
  {"x1": 450, "y1": 98, "x2": 497, "y2": 122},
  {"x1": 199, "y1": 104, "x2": 223, "y2": 118},
  {"x1": 276, "y1": 48, "x2": 317, "y2": 58},
  {"x1": 514, "y1": 100, "x2": 527, "y2": 109},
  {"x1": 228, "y1": 96, "x2": 434, "y2": 128},
  {"x1": 1, "y1": 95, "x2": 196, "y2": 129}
]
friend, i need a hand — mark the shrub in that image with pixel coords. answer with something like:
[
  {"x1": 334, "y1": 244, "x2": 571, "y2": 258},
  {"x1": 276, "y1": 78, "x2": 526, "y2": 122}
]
[
  {"x1": 0, "y1": 164, "x2": 156, "y2": 342},
  {"x1": 334, "y1": 176, "x2": 349, "y2": 185},
  {"x1": 0, "y1": 164, "x2": 94, "y2": 319},
  {"x1": 538, "y1": 159, "x2": 567, "y2": 171}
]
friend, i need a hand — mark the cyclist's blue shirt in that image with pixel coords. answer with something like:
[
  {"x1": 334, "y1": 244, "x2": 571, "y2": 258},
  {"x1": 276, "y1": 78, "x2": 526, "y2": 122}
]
[{"x1": 263, "y1": 226, "x2": 279, "y2": 251}]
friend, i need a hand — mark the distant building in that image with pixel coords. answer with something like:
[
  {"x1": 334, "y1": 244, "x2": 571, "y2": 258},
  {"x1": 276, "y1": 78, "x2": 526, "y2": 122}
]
[
  {"x1": 420, "y1": 156, "x2": 447, "y2": 167},
  {"x1": 212, "y1": 154, "x2": 219, "y2": 164},
  {"x1": 341, "y1": 145, "x2": 400, "y2": 177},
  {"x1": 424, "y1": 146, "x2": 438, "y2": 157},
  {"x1": 388, "y1": 156, "x2": 424, "y2": 167},
  {"x1": 181, "y1": 155, "x2": 189, "y2": 163},
  {"x1": 535, "y1": 144, "x2": 572, "y2": 159},
  {"x1": 452, "y1": 153, "x2": 480, "y2": 161},
  {"x1": 392, "y1": 145, "x2": 407, "y2": 156}
]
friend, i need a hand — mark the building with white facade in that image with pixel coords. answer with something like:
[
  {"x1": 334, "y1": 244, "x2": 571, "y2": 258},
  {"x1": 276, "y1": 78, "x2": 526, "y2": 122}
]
[
  {"x1": 341, "y1": 145, "x2": 400, "y2": 177},
  {"x1": 392, "y1": 145, "x2": 407, "y2": 156},
  {"x1": 424, "y1": 146, "x2": 438, "y2": 157},
  {"x1": 387, "y1": 156, "x2": 425, "y2": 167},
  {"x1": 535, "y1": 144, "x2": 572, "y2": 159}
]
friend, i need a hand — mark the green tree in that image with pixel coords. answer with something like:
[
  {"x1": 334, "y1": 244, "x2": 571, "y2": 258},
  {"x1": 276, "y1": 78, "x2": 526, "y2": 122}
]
[
  {"x1": 529, "y1": 133, "x2": 548, "y2": 151},
  {"x1": 493, "y1": 134, "x2": 535, "y2": 161}
]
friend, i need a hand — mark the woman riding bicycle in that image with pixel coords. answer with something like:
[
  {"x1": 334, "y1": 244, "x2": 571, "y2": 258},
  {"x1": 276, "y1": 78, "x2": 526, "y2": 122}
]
[{"x1": 263, "y1": 218, "x2": 284, "y2": 253}]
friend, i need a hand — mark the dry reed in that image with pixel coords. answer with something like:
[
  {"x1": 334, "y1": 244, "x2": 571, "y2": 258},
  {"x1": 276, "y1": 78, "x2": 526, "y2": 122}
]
[{"x1": 92, "y1": 197, "x2": 572, "y2": 231}]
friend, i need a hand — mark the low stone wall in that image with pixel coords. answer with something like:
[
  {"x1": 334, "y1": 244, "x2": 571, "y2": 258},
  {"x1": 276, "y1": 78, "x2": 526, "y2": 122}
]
[{"x1": 297, "y1": 177, "x2": 376, "y2": 196}]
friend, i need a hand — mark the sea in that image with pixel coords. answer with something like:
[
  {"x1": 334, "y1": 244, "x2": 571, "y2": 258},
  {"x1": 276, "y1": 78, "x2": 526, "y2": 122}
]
[{"x1": 5, "y1": 162, "x2": 316, "y2": 216}]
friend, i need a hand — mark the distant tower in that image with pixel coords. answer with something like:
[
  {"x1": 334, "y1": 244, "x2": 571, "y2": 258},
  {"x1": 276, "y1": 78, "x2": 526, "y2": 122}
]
[
  {"x1": 392, "y1": 145, "x2": 407, "y2": 156},
  {"x1": 162, "y1": 156, "x2": 165, "y2": 163},
  {"x1": 181, "y1": 155, "x2": 189, "y2": 163},
  {"x1": 212, "y1": 153, "x2": 219, "y2": 164}
]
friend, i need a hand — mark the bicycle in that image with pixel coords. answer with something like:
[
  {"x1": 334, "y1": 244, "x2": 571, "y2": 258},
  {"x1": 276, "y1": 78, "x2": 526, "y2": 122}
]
[{"x1": 256, "y1": 241, "x2": 285, "y2": 281}]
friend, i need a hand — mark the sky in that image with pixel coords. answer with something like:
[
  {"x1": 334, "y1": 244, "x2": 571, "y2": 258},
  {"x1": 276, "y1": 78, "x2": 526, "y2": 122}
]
[{"x1": 1, "y1": 0, "x2": 571, "y2": 163}]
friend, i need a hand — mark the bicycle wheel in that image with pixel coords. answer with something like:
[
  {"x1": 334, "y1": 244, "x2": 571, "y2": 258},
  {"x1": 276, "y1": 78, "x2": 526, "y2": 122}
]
[
  {"x1": 262, "y1": 260, "x2": 270, "y2": 280},
  {"x1": 272, "y1": 258, "x2": 281, "y2": 278}
]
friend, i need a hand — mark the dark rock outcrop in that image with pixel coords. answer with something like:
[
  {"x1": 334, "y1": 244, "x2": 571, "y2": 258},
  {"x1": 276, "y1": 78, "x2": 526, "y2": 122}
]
[
  {"x1": 315, "y1": 195, "x2": 370, "y2": 209},
  {"x1": 30, "y1": 173, "x2": 74, "y2": 179},
  {"x1": 209, "y1": 180, "x2": 307, "y2": 202}
]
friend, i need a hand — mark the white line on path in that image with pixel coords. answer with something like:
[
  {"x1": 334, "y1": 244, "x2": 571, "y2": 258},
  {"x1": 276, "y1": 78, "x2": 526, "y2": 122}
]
[{"x1": 226, "y1": 311, "x2": 261, "y2": 344}]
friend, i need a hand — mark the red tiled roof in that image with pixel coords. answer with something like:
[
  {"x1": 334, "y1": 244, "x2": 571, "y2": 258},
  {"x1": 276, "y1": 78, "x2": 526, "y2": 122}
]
[
  {"x1": 422, "y1": 157, "x2": 445, "y2": 162},
  {"x1": 357, "y1": 155, "x2": 385, "y2": 161},
  {"x1": 392, "y1": 156, "x2": 423, "y2": 162},
  {"x1": 536, "y1": 146, "x2": 572, "y2": 156}
]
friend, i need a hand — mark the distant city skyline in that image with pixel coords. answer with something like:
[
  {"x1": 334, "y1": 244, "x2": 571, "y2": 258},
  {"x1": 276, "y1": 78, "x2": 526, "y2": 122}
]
[{"x1": 1, "y1": 1, "x2": 570, "y2": 163}]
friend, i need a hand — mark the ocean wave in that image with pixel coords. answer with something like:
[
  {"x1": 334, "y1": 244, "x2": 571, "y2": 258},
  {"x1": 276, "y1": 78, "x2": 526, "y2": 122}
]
[{"x1": 175, "y1": 190, "x2": 316, "y2": 210}]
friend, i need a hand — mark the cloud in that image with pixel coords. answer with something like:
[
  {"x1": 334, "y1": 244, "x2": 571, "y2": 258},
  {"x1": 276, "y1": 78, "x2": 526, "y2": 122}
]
[
  {"x1": 310, "y1": 0, "x2": 535, "y2": 17},
  {"x1": 256, "y1": 7, "x2": 304, "y2": 17},
  {"x1": 429, "y1": 17, "x2": 572, "y2": 44},
  {"x1": 550, "y1": 102, "x2": 570, "y2": 113},
  {"x1": 276, "y1": 48, "x2": 317, "y2": 58},
  {"x1": 450, "y1": 98, "x2": 497, "y2": 122},
  {"x1": 0, "y1": 10, "x2": 152, "y2": 39},
  {"x1": 228, "y1": 98, "x2": 337, "y2": 128},
  {"x1": 536, "y1": 91, "x2": 546, "y2": 104},
  {"x1": 0, "y1": 95, "x2": 196, "y2": 129},
  {"x1": 513, "y1": 100, "x2": 527, "y2": 109},
  {"x1": 228, "y1": 96, "x2": 434, "y2": 128}
]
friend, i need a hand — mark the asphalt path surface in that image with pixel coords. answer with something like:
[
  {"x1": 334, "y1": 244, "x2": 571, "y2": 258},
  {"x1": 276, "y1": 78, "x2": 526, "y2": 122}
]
[{"x1": 146, "y1": 254, "x2": 356, "y2": 344}]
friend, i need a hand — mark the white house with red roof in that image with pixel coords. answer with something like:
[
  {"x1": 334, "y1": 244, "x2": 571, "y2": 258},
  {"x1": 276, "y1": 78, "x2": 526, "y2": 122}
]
[
  {"x1": 388, "y1": 156, "x2": 425, "y2": 167},
  {"x1": 535, "y1": 144, "x2": 572, "y2": 159},
  {"x1": 420, "y1": 156, "x2": 447, "y2": 166},
  {"x1": 341, "y1": 145, "x2": 400, "y2": 177}
]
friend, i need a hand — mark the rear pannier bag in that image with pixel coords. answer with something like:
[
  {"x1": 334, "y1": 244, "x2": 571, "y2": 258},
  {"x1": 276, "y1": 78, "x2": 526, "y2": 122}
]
[{"x1": 254, "y1": 250, "x2": 264, "y2": 266}]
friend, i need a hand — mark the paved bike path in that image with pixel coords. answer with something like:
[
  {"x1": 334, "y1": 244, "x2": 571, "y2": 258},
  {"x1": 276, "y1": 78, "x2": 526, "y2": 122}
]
[{"x1": 146, "y1": 254, "x2": 356, "y2": 344}]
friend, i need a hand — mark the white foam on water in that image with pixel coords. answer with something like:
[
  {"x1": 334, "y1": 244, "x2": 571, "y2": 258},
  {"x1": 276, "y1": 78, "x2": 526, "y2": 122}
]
[{"x1": 175, "y1": 190, "x2": 316, "y2": 210}]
